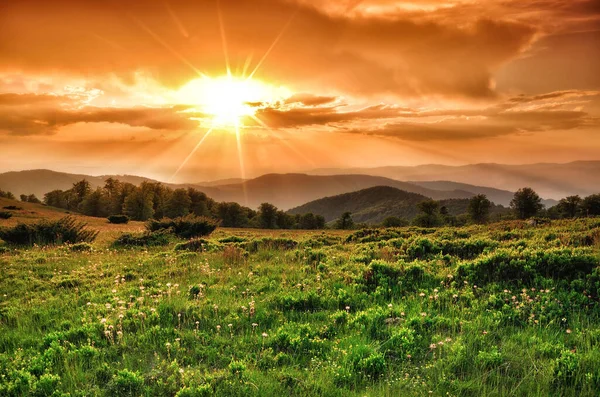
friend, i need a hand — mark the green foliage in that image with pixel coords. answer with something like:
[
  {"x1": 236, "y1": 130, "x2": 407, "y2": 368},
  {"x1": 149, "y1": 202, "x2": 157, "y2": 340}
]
[
  {"x1": 147, "y1": 215, "x2": 219, "y2": 238},
  {"x1": 0, "y1": 216, "x2": 98, "y2": 246},
  {"x1": 511, "y1": 187, "x2": 544, "y2": 219},
  {"x1": 0, "y1": 189, "x2": 16, "y2": 200},
  {"x1": 0, "y1": 210, "x2": 13, "y2": 219},
  {"x1": 107, "y1": 369, "x2": 144, "y2": 396},
  {"x1": 468, "y1": 194, "x2": 492, "y2": 224},
  {"x1": 112, "y1": 230, "x2": 171, "y2": 247},
  {"x1": 381, "y1": 216, "x2": 408, "y2": 227},
  {"x1": 107, "y1": 214, "x2": 129, "y2": 224},
  {"x1": 335, "y1": 212, "x2": 354, "y2": 229},
  {"x1": 174, "y1": 238, "x2": 221, "y2": 252},
  {"x1": 1, "y1": 217, "x2": 600, "y2": 396}
]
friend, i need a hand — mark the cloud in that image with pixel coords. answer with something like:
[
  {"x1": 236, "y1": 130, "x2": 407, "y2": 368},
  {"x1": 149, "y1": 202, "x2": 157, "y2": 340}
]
[
  {"x1": 284, "y1": 93, "x2": 338, "y2": 106},
  {"x1": 246, "y1": 89, "x2": 600, "y2": 140},
  {"x1": 0, "y1": 0, "x2": 542, "y2": 98},
  {"x1": 343, "y1": 90, "x2": 600, "y2": 140},
  {"x1": 253, "y1": 103, "x2": 408, "y2": 128},
  {"x1": 0, "y1": 93, "x2": 202, "y2": 135}
]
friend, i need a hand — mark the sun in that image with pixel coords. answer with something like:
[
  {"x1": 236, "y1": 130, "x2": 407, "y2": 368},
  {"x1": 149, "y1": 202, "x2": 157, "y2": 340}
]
[{"x1": 177, "y1": 75, "x2": 287, "y2": 126}]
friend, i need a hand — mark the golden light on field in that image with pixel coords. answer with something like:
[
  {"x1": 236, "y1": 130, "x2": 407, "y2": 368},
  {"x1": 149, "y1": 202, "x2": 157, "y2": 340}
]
[{"x1": 177, "y1": 76, "x2": 289, "y2": 127}]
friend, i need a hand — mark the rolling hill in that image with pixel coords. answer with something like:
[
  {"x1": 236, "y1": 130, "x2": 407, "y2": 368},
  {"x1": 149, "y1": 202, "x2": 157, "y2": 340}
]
[
  {"x1": 207, "y1": 173, "x2": 474, "y2": 210},
  {"x1": 288, "y1": 185, "x2": 511, "y2": 224}
]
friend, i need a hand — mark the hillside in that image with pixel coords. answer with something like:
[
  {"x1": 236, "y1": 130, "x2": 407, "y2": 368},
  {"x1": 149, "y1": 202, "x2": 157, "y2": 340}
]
[
  {"x1": 310, "y1": 161, "x2": 600, "y2": 200},
  {"x1": 203, "y1": 173, "x2": 473, "y2": 210},
  {"x1": 0, "y1": 196, "x2": 145, "y2": 242},
  {"x1": 288, "y1": 186, "x2": 511, "y2": 224},
  {"x1": 409, "y1": 180, "x2": 557, "y2": 207}
]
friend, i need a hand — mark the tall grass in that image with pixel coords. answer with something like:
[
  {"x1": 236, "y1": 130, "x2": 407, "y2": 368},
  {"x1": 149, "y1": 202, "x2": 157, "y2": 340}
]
[{"x1": 0, "y1": 218, "x2": 599, "y2": 396}]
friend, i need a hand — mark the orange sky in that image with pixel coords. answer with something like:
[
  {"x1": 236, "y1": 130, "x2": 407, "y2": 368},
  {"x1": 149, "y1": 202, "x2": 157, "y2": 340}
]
[{"x1": 0, "y1": 0, "x2": 599, "y2": 182}]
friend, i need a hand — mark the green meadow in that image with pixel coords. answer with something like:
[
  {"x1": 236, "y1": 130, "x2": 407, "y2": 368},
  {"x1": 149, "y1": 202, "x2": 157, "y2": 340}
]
[{"x1": 1, "y1": 215, "x2": 600, "y2": 396}]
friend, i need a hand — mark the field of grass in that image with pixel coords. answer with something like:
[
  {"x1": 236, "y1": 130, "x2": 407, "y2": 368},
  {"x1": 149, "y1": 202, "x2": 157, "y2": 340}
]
[{"x1": 1, "y1": 201, "x2": 600, "y2": 396}]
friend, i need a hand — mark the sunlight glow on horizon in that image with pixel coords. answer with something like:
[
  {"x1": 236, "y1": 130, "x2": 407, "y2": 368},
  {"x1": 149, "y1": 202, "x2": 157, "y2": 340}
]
[{"x1": 176, "y1": 75, "x2": 290, "y2": 127}]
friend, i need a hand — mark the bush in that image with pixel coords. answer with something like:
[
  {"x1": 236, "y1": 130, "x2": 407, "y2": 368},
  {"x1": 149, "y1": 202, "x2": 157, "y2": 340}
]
[
  {"x1": 0, "y1": 216, "x2": 98, "y2": 246},
  {"x1": 113, "y1": 231, "x2": 170, "y2": 247},
  {"x1": 107, "y1": 214, "x2": 129, "y2": 224},
  {"x1": 3, "y1": 206, "x2": 22, "y2": 210},
  {"x1": 147, "y1": 215, "x2": 219, "y2": 238},
  {"x1": 0, "y1": 211, "x2": 12, "y2": 219},
  {"x1": 107, "y1": 369, "x2": 144, "y2": 396},
  {"x1": 174, "y1": 238, "x2": 221, "y2": 252},
  {"x1": 69, "y1": 242, "x2": 93, "y2": 252}
]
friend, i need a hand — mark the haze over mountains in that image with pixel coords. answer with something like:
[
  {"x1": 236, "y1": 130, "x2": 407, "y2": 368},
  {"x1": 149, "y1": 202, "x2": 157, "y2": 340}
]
[
  {"x1": 2, "y1": 161, "x2": 593, "y2": 212},
  {"x1": 310, "y1": 161, "x2": 600, "y2": 200}
]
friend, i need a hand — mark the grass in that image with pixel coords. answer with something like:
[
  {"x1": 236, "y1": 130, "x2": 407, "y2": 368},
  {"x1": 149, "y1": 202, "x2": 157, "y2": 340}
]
[{"x1": 0, "y1": 200, "x2": 599, "y2": 396}]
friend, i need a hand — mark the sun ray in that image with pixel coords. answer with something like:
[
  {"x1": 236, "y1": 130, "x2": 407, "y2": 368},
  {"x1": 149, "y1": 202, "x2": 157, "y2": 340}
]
[
  {"x1": 249, "y1": 114, "x2": 316, "y2": 167},
  {"x1": 131, "y1": 16, "x2": 207, "y2": 79},
  {"x1": 165, "y1": 1, "x2": 190, "y2": 38},
  {"x1": 247, "y1": 8, "x2": 298, "y2": 80},
  {"x1": 169, "y1": 127, "x2": 214, "y2": 182},
  {"x1": 217, "y1": 0, "x2": 232, "y2": 77},
  {"x1": 234, "y1": 123, "x2": 249, "y2": 206}
]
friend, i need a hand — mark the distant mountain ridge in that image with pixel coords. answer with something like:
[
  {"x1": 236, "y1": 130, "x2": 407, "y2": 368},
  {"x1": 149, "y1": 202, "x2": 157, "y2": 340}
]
[
  {"x1": 0, "y1": 168, "x2": 561, "y2": 211},
  {"x1": 310, "y1": 161, "x2": 600, "y2": 200}
]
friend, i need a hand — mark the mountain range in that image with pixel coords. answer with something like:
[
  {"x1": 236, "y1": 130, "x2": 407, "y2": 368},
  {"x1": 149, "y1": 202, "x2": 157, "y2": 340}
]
[
  {"x1": 310, "y1": 161, "x2": 600, "y2": 200},
  {"x1": 0, "y1": 163, "x2": 580, "y2": 211}
]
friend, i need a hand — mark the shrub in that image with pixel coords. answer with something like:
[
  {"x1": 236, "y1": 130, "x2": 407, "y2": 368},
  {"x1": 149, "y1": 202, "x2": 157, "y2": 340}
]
[
  {"x1": 223, "y1": 245, "x2": 248, "y2": 265},
  {"x1": 107, "y1": 369, "x2": 144, "y2": 396},
  {"x1": 147, "y1": 215, "x2": 219, "y2": 238},
  {"x1": 174, "y1": 238, "x2": 221, "y2": 252},
  {"x1": 107, "y1": 214, "x2": 129, "y2": 224},
  {"x1": 176, "y1": 385, "x2": 212, "y2": 397},
  {"x1": 0, "y1": 216, "x2": 98, "y2": 246},
  {"x1": 113, "y1": 231, "x2": 170, "y2": 247},
  {"x1": 0, "y1": 211, "x2": 12, "y2": 219},
  {"x1": 3, "y1": 206, "x2": 22, "y2": 210},
  {"x1": 69, "y1": 242, "x2": 93, "y2": 252}
]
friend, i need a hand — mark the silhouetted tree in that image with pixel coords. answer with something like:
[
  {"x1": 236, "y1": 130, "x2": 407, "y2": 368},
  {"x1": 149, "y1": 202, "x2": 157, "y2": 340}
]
[
  {"x1": 276, "y1": 211, "x2": 295, "y2": 229},
  {"x1": 510, "y1": 187, "x2": 543, "y2": 219},
  {"x1": 554, "y1": 195, "x2": 582, "y2": 218},
  {"x1": 259, "y1": 203, "x2": 278, "y2": 229},
  {"x1": 468, "y1": 194, "x2": 492, "y2": 224},
  {"x1": 582, "y1": 194, "x2": 600, "y2": 216},
  {"x1": 382, "y1": 216, "x2": 408, "y2": 227},
  {"x1": 165, "y1": 188, "x2": 191, "y2": 218},
  {"x1": 188, "y1": 188, "x2": 213, "y2": 217},
  {"x1": 413, "y1": 200, "x2": 442, "y2": 227},
  {"x1": 335, "y1": 212, "x2": 354, "y2": 229},
  {"x1": 0, "y1": 190, "x2": 15, "y2": 200},
  {"x1": 80, "y1": 188, "x2": 110, "y2": 217},
  {"x1": 44, "y1": 190, "x2": 68, "y2": 208},
  {"x1": 123, "y1": 189, "x2": 154, "y2": 221},
  {"x1": 217, "y1": 202, "x2": 250, "y2": 227}
]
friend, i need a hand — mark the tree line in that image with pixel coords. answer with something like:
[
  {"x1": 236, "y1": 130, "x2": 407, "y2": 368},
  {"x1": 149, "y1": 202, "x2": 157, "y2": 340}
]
[
  {"x1": 4, "y1": 182, "x2": 600, "y2": 230},
  {"x1": 335, "y1": 187, "x2": 600, "y2": 229},
  {"x1": 39, "y1": 179, "x2": 326, "y2": 230}
]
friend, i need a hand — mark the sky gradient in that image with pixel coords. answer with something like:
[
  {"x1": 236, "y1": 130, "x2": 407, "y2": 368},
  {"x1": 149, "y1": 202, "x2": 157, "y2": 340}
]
[{"x1": 1, "y1": 0, "x2": 599, "y2": 182}]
